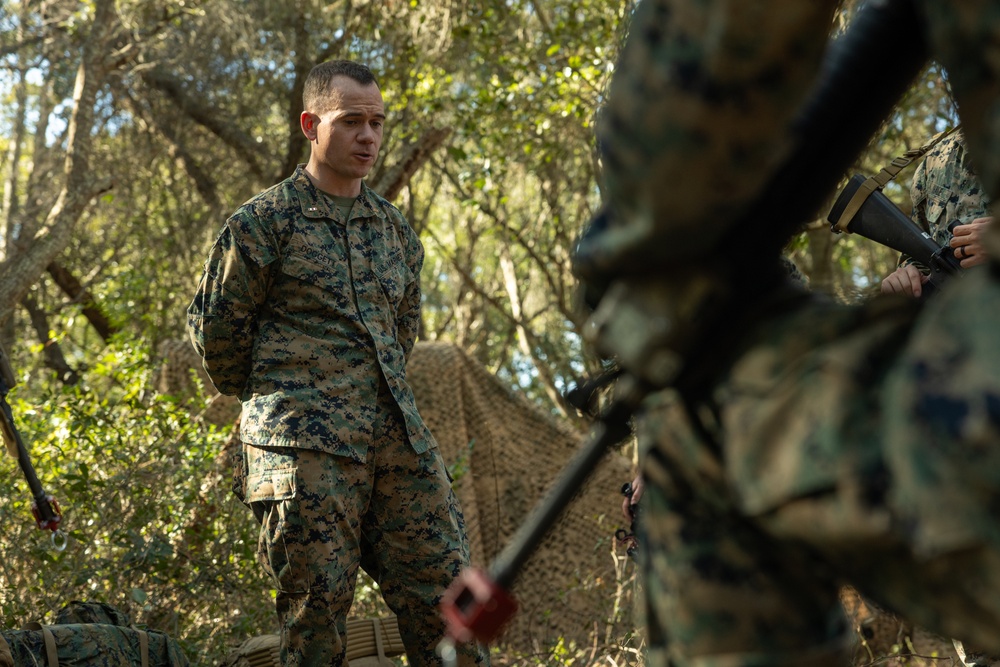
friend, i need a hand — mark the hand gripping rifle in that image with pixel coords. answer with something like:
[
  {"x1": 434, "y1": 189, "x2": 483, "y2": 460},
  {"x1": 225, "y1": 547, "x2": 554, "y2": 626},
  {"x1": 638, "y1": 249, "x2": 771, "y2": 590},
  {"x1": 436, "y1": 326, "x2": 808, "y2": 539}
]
[
  {"x1": 828, "y1": 172, "x2": 963, "y2": 293},
  {"x1": 438, "y1": 0, "x2": 932, "y2": 657},
  {"x1": 0, "y1": 344, "x2": 66, "y2": 551}
]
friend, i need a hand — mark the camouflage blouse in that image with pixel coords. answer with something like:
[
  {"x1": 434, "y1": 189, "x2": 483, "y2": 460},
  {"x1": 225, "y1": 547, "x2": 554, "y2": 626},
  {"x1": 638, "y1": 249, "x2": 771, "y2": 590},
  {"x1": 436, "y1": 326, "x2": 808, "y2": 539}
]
[
  {"x1": 910, "y1": 131, "x2": 992, "y2": 248},
  {"x1": 187, "y1": 166, "x2": 436, "y2": 461}
]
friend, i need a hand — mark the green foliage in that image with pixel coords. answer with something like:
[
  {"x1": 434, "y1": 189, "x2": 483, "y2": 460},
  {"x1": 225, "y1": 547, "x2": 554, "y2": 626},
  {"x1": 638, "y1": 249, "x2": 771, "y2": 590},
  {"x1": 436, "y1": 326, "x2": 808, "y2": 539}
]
[
  {"x1": 0, "y1": 338, "x2": 270, "y2": 663},
  {"x1": 1, "y1": 335, "x2": 632, "y2": 665},
  {"x1": 0, "y1": 2, "x2": 971, "y2": 665}
]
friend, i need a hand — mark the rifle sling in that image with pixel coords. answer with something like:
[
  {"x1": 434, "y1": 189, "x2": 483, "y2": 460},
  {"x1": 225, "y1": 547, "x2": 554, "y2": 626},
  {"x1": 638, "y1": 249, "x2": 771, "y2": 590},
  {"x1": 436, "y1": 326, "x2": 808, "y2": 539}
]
[{"x1": 832, "y1": 124, "x2": 961, "y2": 233}]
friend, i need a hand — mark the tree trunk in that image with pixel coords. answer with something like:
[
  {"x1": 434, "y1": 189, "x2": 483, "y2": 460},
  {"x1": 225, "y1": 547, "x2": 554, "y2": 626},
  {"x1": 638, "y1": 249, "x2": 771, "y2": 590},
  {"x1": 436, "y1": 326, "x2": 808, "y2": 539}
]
[
  {"x1": 805, "y1": 221, "x2": 836, "y2": 296},
  {"x1": 500, "y1": 250, "x2": 570, "y2": 418},
  {"x1": 0, "y1": 0, "x2": 116, "y2": 328},
  {"x1": 369, "y1": 128, "x2": 452, "y2": 205},
  {"x1": 21, "y1": 293, "x2": 80, "y2": 385},
  {"x1": 2, "y1": 57, "x2": 27, "y2": 259}
]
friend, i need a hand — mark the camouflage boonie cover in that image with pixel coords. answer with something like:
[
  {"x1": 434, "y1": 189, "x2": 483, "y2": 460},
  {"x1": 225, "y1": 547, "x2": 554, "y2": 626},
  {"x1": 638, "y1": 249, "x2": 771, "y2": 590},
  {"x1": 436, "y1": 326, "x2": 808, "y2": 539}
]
[{"x1": 187, "y1": 165, "x2": 435, "y2": 462}]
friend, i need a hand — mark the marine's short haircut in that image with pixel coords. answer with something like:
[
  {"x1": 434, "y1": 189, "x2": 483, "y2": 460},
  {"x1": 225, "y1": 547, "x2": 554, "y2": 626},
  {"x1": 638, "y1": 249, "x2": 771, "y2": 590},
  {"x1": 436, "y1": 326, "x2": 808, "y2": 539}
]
[{"x1": 302, "y1": 60, "x2": 379, "y2": 114}]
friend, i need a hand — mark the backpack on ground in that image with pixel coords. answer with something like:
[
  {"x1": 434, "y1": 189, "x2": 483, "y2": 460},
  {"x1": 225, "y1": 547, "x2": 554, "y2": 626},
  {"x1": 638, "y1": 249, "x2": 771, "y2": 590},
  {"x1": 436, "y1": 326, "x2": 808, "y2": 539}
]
[{"x1": 0, "y1": 600, "x2": 189, "y2": 667}]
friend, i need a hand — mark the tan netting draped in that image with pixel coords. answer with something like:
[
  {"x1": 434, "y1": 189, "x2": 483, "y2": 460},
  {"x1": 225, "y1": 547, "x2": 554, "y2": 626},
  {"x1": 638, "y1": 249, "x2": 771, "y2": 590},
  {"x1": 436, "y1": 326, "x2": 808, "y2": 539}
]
[{"x1": 406, "y1": 342, "x2": 634, "y2": 649}]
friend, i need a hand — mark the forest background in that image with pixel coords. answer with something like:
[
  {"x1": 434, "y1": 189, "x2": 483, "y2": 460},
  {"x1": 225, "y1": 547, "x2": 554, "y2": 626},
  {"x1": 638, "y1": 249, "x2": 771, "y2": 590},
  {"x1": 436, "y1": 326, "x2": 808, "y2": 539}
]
[{"x1": 0, "y1": 0, "x2": 960, "y2": 665}]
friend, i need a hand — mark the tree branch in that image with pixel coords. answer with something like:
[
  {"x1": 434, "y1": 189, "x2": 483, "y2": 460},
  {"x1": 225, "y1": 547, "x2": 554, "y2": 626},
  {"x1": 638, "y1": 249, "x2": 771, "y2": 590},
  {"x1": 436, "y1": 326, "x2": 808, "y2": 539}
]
[
  {"x1": 21, "y1": 293, "x2": 80, "y2": 385},
  {"x1": 432, "y1": 157, "x2": 574, "y2": 321},
  {"x1": 0, "y1": 0, "x2": 116, "y2": 328},
  {"x1": 46, "y1": 261, "x2": 118, "y2": 342},
  {"x1": 499, "y1": 250, "x2": 570, "y2": 417},
  {"x1": 125, "y1": 92, "x2": 223, "y2": 215},
  {"x1": 279, "y1": 6, "x2": 314, "y2": 182},
  {"x1": 141, "y1": 68, "x2": 268, "y2": 182},
  {"x1": 370, "y1": 127, "x2": 452, "y2": 203}
]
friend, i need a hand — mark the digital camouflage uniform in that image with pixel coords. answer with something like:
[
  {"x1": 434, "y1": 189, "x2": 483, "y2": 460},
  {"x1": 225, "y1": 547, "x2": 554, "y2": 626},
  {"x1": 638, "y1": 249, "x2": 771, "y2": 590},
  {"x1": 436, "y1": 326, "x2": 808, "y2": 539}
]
[
  {"x1": 908, "y1": 130, "x2": 991, "y2": 252},
  {"x1": 187, "y1": 166, "x2": 487, "y2": 667},
  {"x1": 575, "y1": 1, "x2": 1000, "y2": 666}
]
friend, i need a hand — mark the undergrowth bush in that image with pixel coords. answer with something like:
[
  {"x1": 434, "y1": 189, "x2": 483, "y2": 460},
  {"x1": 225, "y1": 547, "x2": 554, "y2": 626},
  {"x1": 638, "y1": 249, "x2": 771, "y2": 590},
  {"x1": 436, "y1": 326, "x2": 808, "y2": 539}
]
[
  {"x1": 0, "y1": 339, "x2": 395, "y2": 662},
  {"x1": 0, "y1": 337, "x2": 644, "y2": 665}
]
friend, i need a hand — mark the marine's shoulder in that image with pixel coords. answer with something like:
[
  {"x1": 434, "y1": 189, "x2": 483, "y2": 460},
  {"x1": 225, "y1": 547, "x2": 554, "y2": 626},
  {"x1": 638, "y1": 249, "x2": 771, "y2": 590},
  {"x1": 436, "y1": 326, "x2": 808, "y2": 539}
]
[
  {"x1": 923, "y1": 130, "x2": 966, "y2": 167},
  {"x1": 234, "y1": 177, "x2": 300, "y2": 217},
  {"x1": 363, "y1": 185, "x2": 404, "y2": 217},
  {"x1": 361, "y1": 184, "x2": 416, "y2": 234}
]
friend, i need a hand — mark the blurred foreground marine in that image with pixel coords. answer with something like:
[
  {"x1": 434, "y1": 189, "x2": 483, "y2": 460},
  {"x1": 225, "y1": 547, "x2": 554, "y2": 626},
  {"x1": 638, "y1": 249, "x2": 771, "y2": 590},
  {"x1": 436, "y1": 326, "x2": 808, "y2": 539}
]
[{"x1": 575, "y1": 1, "x2": 1000, "y2": 666}]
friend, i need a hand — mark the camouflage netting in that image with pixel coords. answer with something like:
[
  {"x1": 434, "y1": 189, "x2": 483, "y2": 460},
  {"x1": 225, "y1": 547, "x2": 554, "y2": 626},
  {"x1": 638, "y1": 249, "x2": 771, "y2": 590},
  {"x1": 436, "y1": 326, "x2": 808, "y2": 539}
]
[
  {"x1": 154, "y1": 339, "x2": 636, "y2": 652},
  {"x1": 405, "y1": 342, "x2": 635, "y2": 649}
]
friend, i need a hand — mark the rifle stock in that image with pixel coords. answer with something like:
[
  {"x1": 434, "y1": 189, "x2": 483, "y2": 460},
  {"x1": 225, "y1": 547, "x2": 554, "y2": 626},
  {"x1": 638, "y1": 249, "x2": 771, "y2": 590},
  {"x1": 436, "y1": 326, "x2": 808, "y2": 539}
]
[{"x1": 828, "y1": 173, "x2": 963, "y2": 290}]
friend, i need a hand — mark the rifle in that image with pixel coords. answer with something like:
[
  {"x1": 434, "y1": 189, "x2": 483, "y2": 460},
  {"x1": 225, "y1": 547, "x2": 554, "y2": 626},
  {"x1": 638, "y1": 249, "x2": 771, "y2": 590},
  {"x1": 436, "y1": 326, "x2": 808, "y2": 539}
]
[
  {"x1": 0, "y1": 344, "x2": 66, "y2": 550},
  {"x1": 828, "y1": 173, "x2": 963, "y2": 292}
]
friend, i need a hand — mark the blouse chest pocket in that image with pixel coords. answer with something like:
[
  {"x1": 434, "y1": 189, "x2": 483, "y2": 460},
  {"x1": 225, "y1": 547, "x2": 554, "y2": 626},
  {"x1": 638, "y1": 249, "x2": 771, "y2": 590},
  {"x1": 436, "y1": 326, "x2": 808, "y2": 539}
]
[
  {"x1": 374, "y1": 247, "x2": 410, "y2": 308},
  {"x1": 277, "y1": 220, "x2": 351, "y2": 291},
  {"x1": 281, "y1": 250, "x2": 349, "y2": 294},
  {"x1": 276, "y1": 248, "x2": 354, "y2": 323}
]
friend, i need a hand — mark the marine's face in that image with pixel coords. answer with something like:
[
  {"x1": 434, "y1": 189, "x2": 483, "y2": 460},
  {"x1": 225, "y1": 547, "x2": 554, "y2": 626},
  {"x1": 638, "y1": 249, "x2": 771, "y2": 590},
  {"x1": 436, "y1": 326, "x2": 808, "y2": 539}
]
[{"x1": 302, "y1": 76, "x2": 385, "y2": 194}]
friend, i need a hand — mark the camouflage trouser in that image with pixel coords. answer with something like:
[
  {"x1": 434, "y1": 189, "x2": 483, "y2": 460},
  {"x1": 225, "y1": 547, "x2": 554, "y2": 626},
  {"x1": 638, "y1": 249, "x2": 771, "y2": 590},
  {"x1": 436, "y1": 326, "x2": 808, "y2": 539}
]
[
  {"x1": 635, "y1": 269, "x2": 1000, "y2": 667},
  {"x1": 245, "y1": 386, "x2": 489, "y2": 667}
]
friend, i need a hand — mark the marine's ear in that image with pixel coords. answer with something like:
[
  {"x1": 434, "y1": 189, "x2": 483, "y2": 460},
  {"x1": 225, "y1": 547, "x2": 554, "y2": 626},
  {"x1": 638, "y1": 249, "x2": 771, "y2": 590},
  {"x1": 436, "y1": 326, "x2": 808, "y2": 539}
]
[{"x1": 300, "y1": 111, "x2": 318, "y2": 141}]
